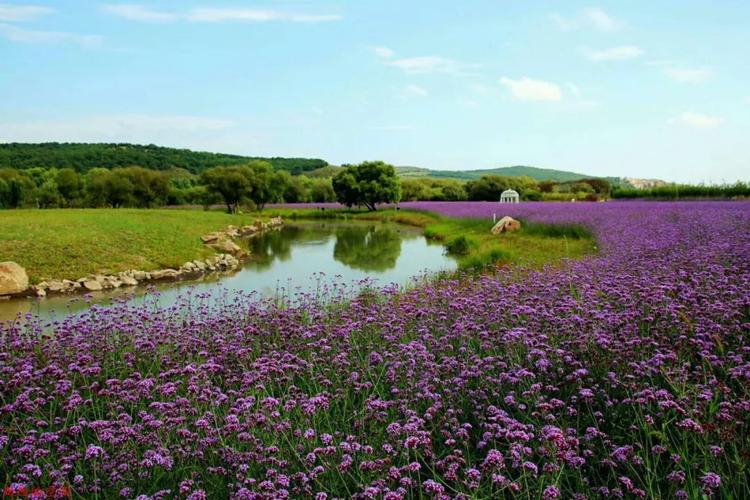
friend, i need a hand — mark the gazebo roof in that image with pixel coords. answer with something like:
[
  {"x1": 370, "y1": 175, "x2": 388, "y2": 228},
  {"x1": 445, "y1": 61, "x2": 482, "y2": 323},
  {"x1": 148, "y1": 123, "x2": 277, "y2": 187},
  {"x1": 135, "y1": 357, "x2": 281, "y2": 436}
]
[{"x1": 501, "y1": 189, "x2": 519, "y2": 196}]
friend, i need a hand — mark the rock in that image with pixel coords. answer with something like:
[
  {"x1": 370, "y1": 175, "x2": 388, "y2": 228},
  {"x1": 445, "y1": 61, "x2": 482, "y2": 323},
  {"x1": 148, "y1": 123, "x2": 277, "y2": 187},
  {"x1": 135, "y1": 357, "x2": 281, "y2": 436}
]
[
  {"x1": 83, "y1": 280, "x2": 103, "y2": 291},
  {"x1": 34, "y1": 287, "x2": 46, "y2": 297},
  {"x1": 101, "y1": 277, "x2": 122, "y2": 289},
  {"x1": 47, "y1": 280, "x2": 65, "y2": 293},
  {"x1": 181, "y1": 262, "x2": 197, "y2": 272},
  {"x1": 0, "y1": 261, "x2": 30, "y2": 296},
  {"x1": 132, "y1": 270, "x2": 150, "y2": 281},
  {"x1": 201, "y1": 232, "x2": 222, "y2": 243},
  {"x1": 491, "y1": 216, "x2": 521, "y2": 235},
  {"x1": 193, "y1": 260, "x2": 207, "y2": 271},
  {"x1": 268, "y1": 216, "x2": 283, "y2": 227},
  {"x1": 120, "y1": 275, "x2": 138, "y2": 286},
  {"x1": 150, "y1": 269, "x2": 180, "y2": 280},
  {"x1": 240, "y1": 225, "x2": 256, "y2": 236},
  {"x1": 209, "y1": 239, "x2": 243, "y2": 256},
  {"x1": 63, "y1": 279, "x2": 81, "y2": 290}
]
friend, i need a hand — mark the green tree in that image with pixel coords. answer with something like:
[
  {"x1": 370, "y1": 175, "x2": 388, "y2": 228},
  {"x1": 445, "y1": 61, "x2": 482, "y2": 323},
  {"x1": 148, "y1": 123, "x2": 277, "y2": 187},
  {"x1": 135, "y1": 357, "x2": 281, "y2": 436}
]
[
  {"x1": 245, "y1": 160, "x2": 281, "y2": 210},
  {"x1": 309, "y1": 178, "x2": 336, "y2": 202},
  {"x1": 332, "y1": 161, "x2": 400, "y2": 211},
  {"x1": 56, "y1": 168, "x2": 82, "y2": 206},
  {"x1": 200, "y1": 165, "x2": 253, "y2": 213}
]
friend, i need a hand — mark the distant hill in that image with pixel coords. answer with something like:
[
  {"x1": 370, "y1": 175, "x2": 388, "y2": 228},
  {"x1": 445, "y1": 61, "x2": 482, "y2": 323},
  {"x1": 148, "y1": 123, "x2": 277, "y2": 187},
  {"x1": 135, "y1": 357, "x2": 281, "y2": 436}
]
[
  {"x1": 0, "y1": 143, "x2": 328, "y2": 175},
  {"x1": 395, "y1": 165, "x2": 597, "y2": 182}
]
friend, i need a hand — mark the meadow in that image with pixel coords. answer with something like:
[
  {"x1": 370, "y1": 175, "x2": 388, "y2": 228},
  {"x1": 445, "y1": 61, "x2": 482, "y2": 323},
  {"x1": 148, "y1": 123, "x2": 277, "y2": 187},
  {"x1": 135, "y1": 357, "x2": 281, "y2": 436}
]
[
  {"x1": 0, "y1": 209, "x2": 275, "y2": 282},
  {"x1": 1, "y1": 201, "x2": 749, "y2": 499}
]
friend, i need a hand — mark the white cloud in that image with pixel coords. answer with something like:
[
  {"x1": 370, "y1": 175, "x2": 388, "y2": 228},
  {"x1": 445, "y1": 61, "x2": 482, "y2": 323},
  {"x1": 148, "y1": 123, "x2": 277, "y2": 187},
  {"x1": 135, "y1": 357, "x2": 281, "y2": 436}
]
[
  {"x1": 387, "y1": 56, "x2": 463, "y2": 74},
  {"x1": 552, "y1": 8, "x2": 621, "y2": 32},
  {"x1": 499, "y1": 76, "x2": 562, "y2": 102},
  {"x1": 664, "y1": 67, "x2": 711, "y2": 83},
  {"x1": 586, "y1": 45, "x2": 643, "y2": 61},
  {"x1": 102, "y1": 4, "x2": 177, "y2": 23},
  {"x1": 0, "y1": 114, "x2": 236, "y2": 143},
  {"x1": 186, "y1": 8, "x2": 341, "y2": 23},
  {"x1": 0, "y1": 3, "x2": 53, "y2": 21},
  {"x1": 101, "y1": 4, "x2": 342, "y2": 23},
  {"x1": 403, "y1": 84, "x2": 428, "y2": 97},
  {"x1": 0, "y1": 22, "x2": 102, "y2": 47},
  {"x1": 372, "y1": 46, "x2": 394, "y2": 59},
  {"x1": 670, "y1": 112, "x2": 725, "y2": 129}
]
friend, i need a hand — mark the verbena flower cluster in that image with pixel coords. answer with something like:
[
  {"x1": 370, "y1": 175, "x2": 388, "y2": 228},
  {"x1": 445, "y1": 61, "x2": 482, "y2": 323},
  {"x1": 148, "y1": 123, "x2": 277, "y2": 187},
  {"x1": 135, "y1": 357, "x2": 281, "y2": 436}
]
[{"x1": 2, "y1": 201, "x2": 749, "y2": 498}]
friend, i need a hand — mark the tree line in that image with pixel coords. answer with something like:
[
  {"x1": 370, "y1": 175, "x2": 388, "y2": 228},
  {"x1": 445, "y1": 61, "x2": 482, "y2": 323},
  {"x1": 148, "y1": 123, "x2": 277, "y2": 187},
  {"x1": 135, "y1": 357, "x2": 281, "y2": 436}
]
[
  {"x1": 0, "y1": 143, "x2": 328, "y2": 175},
  {"x1": 612, "y1": 182, "x2": 750, "y2": 199}
]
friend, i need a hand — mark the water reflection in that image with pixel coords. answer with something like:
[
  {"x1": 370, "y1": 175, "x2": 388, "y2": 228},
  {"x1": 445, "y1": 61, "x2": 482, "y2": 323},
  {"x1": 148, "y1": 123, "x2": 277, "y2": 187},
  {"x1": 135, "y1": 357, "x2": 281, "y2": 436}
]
[
  {"x1": 0, "y1": 221, "x2": 456, "y2": 323},
  {"x1": 333, "y1": 226, "x2": 402, "y2": 272}
]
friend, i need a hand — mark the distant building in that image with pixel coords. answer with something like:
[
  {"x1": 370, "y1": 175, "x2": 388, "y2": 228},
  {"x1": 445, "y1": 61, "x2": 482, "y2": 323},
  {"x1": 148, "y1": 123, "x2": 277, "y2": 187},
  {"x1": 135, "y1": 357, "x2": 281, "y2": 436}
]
[{"x1": 500, "y1": 189, "x2": 519, "y2": 203}]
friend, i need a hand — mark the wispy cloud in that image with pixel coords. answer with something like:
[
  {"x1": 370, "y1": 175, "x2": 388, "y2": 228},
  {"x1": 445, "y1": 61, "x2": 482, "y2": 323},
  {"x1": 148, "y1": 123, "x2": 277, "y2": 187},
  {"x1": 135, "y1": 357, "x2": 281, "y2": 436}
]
[
  {"x1": 0, "y1": 3, "x2": 53, "y2": 21},
  {"x1": 552, "y1": 7, "x2": 622, "y2": 32},
  {"x1": 386, "y1": 55, "x2": 478, "y2": 76},
  {"x1": 102, "y1": 4, "x2": 342, "y2": 23},
  {"x1": 664, "y1": 67, "x2": 712, "y2": 83},
  {"x1": 402, "y1": 84, "x2": 429, "y2": 97},
  {"x1": 586, "y1": 45, "x2": 643, "y2": 61},
  {"x1": 387, "y1": 56, "x2": 457, "y2": 74},
  {"x1": 102, "y1": 4, "x2": 177, "y2": 23},
  {"x1": 0, "y1": 22, "x2": 102, "y2": 47},
  {"x1": 0, "y1": 114, "x2": 236, "y2": 143},
  {"x1": 499, "y1": 77, "x2": 562, "y2": 102},
  {"x1": 372, "y1": 46, "x2": 394, "y2": 59},
  {"x1": 669, "y1": 112, "x2": 724, "y2": 129}
]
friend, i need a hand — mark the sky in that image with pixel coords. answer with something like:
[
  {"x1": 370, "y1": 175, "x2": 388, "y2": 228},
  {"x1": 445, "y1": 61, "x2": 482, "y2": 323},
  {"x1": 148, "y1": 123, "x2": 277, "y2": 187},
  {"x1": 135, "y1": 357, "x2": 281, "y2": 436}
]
[{"x1": 0, "y1": 1, "x2": 748, "y2": 183}]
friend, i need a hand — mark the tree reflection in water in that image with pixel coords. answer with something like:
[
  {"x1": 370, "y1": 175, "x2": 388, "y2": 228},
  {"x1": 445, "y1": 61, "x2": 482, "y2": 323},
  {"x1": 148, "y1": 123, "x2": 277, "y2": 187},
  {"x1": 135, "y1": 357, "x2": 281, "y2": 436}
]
[
  {"x1": 332, "y1": 226, "x2": 402, "y2": 272},
  {"x1": 244, "y1": 223, "x2": 405, "y2": 272}
]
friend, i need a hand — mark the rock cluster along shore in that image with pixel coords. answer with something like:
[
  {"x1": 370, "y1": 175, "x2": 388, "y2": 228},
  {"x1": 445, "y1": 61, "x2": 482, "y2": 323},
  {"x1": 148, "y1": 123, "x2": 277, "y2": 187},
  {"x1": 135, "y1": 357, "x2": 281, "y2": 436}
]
[
  {"x1": 200, "y1": 216, "x2": 284, "y2": 257},
  {"x1": 30, "y1": 254, "x2": 241, "y2": 297},
  {"x1": 0, "y1": 216, "x2": 284, "y2": 299}
]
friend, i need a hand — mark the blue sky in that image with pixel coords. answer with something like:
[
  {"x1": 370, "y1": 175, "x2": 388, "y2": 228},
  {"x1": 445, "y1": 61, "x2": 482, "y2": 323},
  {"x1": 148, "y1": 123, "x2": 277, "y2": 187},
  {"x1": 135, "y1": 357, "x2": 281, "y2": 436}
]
[{"x1": 1, "y1": 1, "x2": 748, "y2": 182}]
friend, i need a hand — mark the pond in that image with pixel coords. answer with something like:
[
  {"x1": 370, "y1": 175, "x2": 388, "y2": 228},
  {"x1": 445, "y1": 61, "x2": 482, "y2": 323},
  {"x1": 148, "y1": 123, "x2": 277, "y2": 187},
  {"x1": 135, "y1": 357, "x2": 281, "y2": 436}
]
[{"x1": 0, "y1": 221, "x2": 457, "y2": 323}]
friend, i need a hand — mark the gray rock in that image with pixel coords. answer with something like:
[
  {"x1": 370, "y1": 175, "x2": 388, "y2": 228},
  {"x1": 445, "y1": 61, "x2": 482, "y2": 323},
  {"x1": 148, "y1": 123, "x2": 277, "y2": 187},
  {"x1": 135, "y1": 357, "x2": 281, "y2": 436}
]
[{"x1": 83, "y1": 280, "x2": 103, "y2": 291}]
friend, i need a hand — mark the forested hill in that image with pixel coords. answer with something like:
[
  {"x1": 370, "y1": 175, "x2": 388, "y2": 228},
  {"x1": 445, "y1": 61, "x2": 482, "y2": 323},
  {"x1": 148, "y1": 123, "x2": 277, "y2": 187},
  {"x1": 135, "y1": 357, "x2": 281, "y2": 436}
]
[
  {"x1": 396, "y1": 165, "x2": 597, "y2": 182},
  {"x1": 0, "y1": 143, "x2": 328, "y2": 175}
]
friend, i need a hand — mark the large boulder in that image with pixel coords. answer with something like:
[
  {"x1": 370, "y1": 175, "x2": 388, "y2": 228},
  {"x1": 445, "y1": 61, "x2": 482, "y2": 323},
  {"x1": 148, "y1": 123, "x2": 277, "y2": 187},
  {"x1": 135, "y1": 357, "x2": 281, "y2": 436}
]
[
  {"x1": 0, "y1": 261, "x2": 29, "y2": 296},
  {"x1": 491, "y1": 216, "x2": 522, "y2": 235}
]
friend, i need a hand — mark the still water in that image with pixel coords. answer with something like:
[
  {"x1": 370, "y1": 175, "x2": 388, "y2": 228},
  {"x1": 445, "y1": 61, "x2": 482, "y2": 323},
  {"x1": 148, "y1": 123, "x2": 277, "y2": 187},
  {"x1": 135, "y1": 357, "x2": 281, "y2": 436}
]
[{"x1": 0, "y1": 221, "x2": 457, "y2": 322}]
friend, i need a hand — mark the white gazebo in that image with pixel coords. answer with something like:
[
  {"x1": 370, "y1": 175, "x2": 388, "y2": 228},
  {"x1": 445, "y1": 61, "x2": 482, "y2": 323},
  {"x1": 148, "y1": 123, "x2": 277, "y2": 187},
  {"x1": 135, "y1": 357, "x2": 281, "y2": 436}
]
[{"x1": 500, "y1": 189, "x2": 519, "y2": 204}]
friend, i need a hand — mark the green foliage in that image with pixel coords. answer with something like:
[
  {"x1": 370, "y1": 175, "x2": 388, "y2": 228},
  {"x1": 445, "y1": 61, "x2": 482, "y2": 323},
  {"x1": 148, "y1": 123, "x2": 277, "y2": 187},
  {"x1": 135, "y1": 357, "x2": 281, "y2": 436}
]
[
  {"x1": 396, "y1": 165, "x2": 598, "y2": 182},
  {"x1": 200, "y1": 165, "x2": 254, "y2": 213},
  {"x1": 612, "y1": 181, "x2": 750, "y2": 199},
  {"x1": 400, "y1": 178, "x2": 468, "y2": 201},
  {"x1": 332, "y1": 161, "x2": 401, "y2": 211},
  {"x1": 465, "y1": 175, "x2": 539, "y2": 200},
  {"x1": 0, "y1": 142, "x2": 327, "y2": 174},
  {"x1": 445, "y1": 235, "x2": 473, "y2": 255}
]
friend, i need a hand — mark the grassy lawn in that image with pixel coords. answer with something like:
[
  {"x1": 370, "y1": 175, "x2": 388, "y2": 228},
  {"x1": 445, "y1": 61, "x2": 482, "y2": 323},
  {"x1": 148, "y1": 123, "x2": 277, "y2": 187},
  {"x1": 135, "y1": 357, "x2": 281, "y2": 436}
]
[
  {"x1": 0, "y1": 207, "x2": 595, "y2": 284},
  {"x1": 0, "y1": 209, "x2": 270, "y2": 283},
  {"x1": 267, "y1": 207, "x2": 596, "y2": 269}
]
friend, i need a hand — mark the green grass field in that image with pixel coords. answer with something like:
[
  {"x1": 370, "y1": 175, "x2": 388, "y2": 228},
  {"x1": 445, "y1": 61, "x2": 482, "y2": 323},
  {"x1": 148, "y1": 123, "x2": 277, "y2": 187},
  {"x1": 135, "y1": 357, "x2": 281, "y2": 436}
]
[
  {"x1": 0, "y1": 209, "x2": 271, "y2": 283},
  {"x1": 0, "y1": 208, "x2": 595, "y2": 284}
]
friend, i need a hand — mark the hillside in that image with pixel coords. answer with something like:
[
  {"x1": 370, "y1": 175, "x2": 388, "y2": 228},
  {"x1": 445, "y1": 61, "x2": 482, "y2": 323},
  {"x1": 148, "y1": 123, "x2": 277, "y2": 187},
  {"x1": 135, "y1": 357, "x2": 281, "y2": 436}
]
[
  {"x1": 395, "y1": 165, "x2": 596, "y2": 182},
  {"x1": 0, "y1": 143, "x2": 328, "y2": 175}
]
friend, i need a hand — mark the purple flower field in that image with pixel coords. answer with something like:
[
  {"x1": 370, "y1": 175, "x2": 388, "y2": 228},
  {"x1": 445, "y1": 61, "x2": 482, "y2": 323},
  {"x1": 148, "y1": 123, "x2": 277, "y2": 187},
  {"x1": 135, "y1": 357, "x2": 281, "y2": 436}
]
[{"x1": 2, "y1": 201, "x2": 750, "y2": 498}]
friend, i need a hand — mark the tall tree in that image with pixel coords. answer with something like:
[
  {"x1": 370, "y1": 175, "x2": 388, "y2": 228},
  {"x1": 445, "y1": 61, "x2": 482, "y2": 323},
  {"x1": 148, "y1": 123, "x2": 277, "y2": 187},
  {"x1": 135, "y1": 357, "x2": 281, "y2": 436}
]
[{"x1": 332, "y1": 161, "x2": 400, "y2": 211}]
